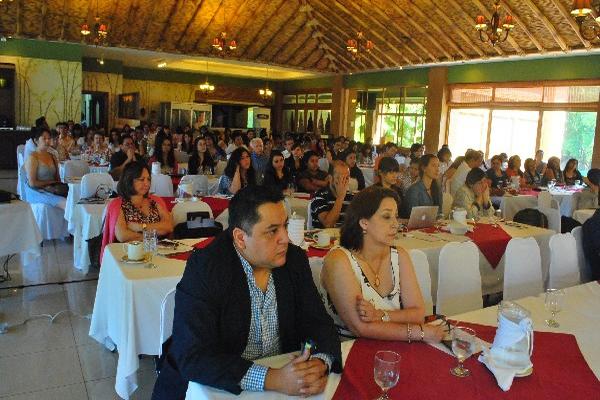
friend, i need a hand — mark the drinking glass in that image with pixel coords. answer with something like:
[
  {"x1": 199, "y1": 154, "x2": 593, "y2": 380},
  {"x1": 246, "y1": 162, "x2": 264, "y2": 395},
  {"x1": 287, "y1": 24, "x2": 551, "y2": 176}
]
[
  {"x1": 287, "y1": 182, "x2": 296, "y2": 197},
  {"x1": 544, "y1": 288, "x2": 564, "y2": 328},
  {"x1": 450, "y1": 327, "x2": 477, "y2": 377},
  {"x1": 434, "y1": 212, "x2": 445, "y2": 232},
  {"x1": 373, "y1": 351, "x2": 400, "y2": 400},
  {"x1": 143, "y1": 229, "x2": 158, "y2": 268},
  {"x1": 548, "y1": 179, "x2": 556, "y2": 190}
]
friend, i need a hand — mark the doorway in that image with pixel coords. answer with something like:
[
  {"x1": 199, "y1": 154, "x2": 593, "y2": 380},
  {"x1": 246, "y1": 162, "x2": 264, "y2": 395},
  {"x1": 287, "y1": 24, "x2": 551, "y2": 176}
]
[{"x1": 82, "y1": 91, "x2": 108, "y2": 130}]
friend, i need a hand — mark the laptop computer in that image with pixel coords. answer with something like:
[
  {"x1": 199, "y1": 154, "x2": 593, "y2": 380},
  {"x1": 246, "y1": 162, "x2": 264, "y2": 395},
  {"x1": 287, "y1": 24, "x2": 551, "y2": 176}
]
[{"x1": 407, "y1": 206, "x2": 439, "y2": 230}]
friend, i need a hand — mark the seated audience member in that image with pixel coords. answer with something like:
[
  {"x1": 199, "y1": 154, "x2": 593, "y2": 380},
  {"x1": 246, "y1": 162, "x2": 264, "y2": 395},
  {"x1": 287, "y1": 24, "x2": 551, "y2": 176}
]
[
  {"x1": 321, "y1": 186, "x2": 445, "y2": 342},
  {"x1": 84, "y1": 131, "x2": 111, "y2": 164},
  {"x1": 151, "y1": 185, "x2": 342, "y2": 399},
  {"x1": 374, "y1": 142, "x2": 398, "y2": 172},
  {"x1": 284, "y1": 142, "x2": 303, "y2": 181},
  {"x1": 399, "y1": 158, "x2": 420, "y2": 194},
  {"x1": 437, "y1": 147, "x2": 452, "y2": 179},
  {"x1": 486, "y1": 155, "x2": 508, "y2": 191},
  {"x1": 103, "y1": 161, "x2": 173, "y2": 251},
  {"x1": 563, "y1": 158, "x2": 583, "y2": 186},
  {"x1": 403, "y1": 154, "x2": 442, "y2": 218},
  {"x1": 250, "y1": 138, "x2": 269, "y2": 184},
  {"x1": 340, "y1": 149, "x2": 365, "y2": 190},
  {"x1": 226, "y1": 130, "x2": 245, "y2": 155},
  {"x1": 450, "y1": 149, "x2": 483, "y2": 196},
  {"x1": 542, "y1": 156, "x2": 564, "y2": 185},
  {"x1": 375, "y1": 157, "x2": 404, "y2": 202},
  {"x1": 523, "y1": 158, "x2": 542, "y2": 187},
  {"x1": 453, "y1": 168, "x2": 495, "y2": 219},
  {"x1": 56, "y1": 124, "x2": 76, "y2": 161},
  {"x1": 188, "y1": 137, "x2": 216, "y2": 175},
  {"x1": 297, "y1": 151, "x2": 329, "y2": 194},
  {"x1": 311, "y1": 161, "x2": 353, "y2": 229},
  {"x1": 409, "y1": 143, "x2": 425, "y2": 162},
  {"x1": 577, "y1": 168, "x2": 600, "y2": 210},
  {"x1": 108, "y1": 128, "x2": 121, "y2": 153},
  {"x1": 534, "y1": 149, "x2": 547, "y2": 175},
  {"x1": 505, "y1": 155, "x2": 524, "y2": 179},
  {"x1": 205, "y1": 134, "x2": 226, "y2": 162},
  {"x1": 582, "y1": 208, "x2": 600, "y2": 280},
  {"x1": 442, "y1": 155, "x2": 464, "y2": 190},
  {"x1": 262, "y1": 150, "x2": 293, "y2": 194},
  {"x1": 218, "y1": 147, "x2": 256, "y2": 195},
  {"x1": 109, "y1": 135, "x2": 138, "y2": 180},
  {"x1": 24, "y1": 128, "x2": 67, "y2": 209},
  {"x1": 133, "y1": 126, "x2": 148, "y2": 158},
  {"x1": 478, "y1": 150, "x2": 490, "y2": 171},
  {"x1": 281, "y1": 136, "x2": 295, "y2": 159},
  {"x1": 148, "y1": 136, "x2": 179, "y2": 175},
  {"x1": 180, "y1": 132, "x2": 194, "y2": 154}
]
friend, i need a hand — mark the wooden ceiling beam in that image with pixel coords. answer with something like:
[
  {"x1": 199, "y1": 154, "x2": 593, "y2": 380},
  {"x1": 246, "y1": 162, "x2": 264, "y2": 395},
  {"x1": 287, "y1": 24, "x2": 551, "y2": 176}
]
[
  {"x1": 118, "y1": 0, "x2": 142, "y2": 46},
  {"x1": 397, "y1": 0, "x2": 464, "y2": 60},
  {"x1": 39, "y1": 1, "x2": 48, "y2": 38},
  {"x1": 190, "y1": 0, "x2": 224, "y2": 54},
  {"x1": 279, "y1": 30, "x2": 314, "y2": 65},
  {"x1": 338, "y1": 0, "x2": 424, "y2": 64},
  {"x1": 263, "y1": 16, "x2": 307, "y2": 63},
  {"x1": 310, "y1": 0, "x2": 409, "y2": 67},
  {"x1": 175, "y1": 0, "x2": 205, "y2": 50},
  {"x1": 423, "y1": 0, "x2": 486, "y2": 58},
  {"x1": 302, "y1": 0, "x2": 346, "y2": 72},
  {"x1": 253, "y1": 3, "x2": 300, "y2": 60},
  {"x1": 447, "y1": 0, "x2": 504, "y2": 56},
  {"x1": 547, "y1": 0, "x2": 591, "y2": 49},
  {"x1": 520, "y1": 0, "x2": 569, "y2": 51},
  {"x1": 138, "y1": 0, "x2": 162, "y2": 47},
  {"x1": 498, "y1": 0, "x2": 544, "y2": 52},
  {"x1": 239, "y1": 0, "x2": 287, "y2": 58},
  {"x1": 471, "y1": 0, "x2": 524, "y2": 55}
]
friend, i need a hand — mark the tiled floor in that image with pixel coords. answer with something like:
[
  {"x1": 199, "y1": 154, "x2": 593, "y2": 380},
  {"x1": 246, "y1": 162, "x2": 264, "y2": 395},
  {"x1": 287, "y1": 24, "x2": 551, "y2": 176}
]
[{"x1": 0, "y1": 239, "x2": 157, "y2": 399}]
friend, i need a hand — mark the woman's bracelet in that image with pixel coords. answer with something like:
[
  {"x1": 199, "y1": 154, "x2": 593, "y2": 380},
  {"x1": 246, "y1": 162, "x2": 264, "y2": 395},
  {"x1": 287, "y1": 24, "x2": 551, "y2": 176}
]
[
  {"x1": 407, "y1": 323, "x2": 412, "y2": 344},
  {"x1": 419, "y1": 324, "x2": 425, "y2": 341}
]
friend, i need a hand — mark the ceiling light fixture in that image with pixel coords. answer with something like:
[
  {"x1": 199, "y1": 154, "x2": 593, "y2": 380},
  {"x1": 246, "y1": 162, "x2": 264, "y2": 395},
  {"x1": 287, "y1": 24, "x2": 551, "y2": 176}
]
[
  {"x1": 157, "y1": 61, "x2": 167, "y2": 68},
  {"x1": 571, "y1": 0, "x2": 600, "y2": 40},
  {"x1": 199, "y1": 61, "x2": 215, "y2": 95},
  {"x1": 211, "y1": 0, "x2": 236, "y2": 56},
  {"x1": 81, "y1": 0, "x2": 108, "y2": 46},
  {"x1": 475, "y1": 0, "x2": 514, "y2": 46},
  {"x1": 258, "y1": 68, "x2": 273, "y2": 101},
  {"x1": 346, "y1": 31, "x2": 374, "y2": 59}
]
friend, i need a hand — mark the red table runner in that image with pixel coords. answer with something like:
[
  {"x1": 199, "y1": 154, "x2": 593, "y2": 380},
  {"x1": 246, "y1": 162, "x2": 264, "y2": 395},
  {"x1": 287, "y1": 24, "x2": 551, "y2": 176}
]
[
  {"x1": 466, "y1": 224, "x2": 512, "y2": 269},
  {"x1": 333, "y1": 322, "x2": 600, "y2": 400},
  {"x1": 160, "y1": 197, "x2": 176, "y2": 212},
  {"x1": 166, "y1": 237, "x2": 215, "y2": 261},
  {"x1": 199, "y1": 196, "x2": 229, "y2": 218}
]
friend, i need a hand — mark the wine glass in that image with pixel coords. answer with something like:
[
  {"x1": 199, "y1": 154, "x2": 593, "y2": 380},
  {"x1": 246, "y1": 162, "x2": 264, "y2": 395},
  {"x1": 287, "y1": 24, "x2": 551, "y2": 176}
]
[
  {"x1": 434, "y1": 212, "x2": 445, "y2": 232},
  {"x1": 450, "y1": 327, "x2": 477, "y2": 377},
  {"x1": 373, "y1": 351, "x2": 400, "y2": 400},
  {"x1": 545, "y1": 288, "x2": 564, "y2": 328},
  {"x1": 143, "y1": 229, "x2": 158, "y2": 269}
]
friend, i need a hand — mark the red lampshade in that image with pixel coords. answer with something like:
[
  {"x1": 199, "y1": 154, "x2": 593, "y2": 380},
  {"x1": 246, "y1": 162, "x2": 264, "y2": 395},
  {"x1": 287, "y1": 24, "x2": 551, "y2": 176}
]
[
  {"x1": 366, "y1": 40, "x2": 374, "y2": 50},
  {"x1": 571, "y1": 0, "x2": 592, "y2": 15},
  {"x1": 503, "y1": 15, "x2": 514, "y2": 29},
  {"x1": 80, "y1": 24, "x2": 90, "y2": 35},
  {"x1": 229, "y1": 40, "x2": 237, "y2": 49}
]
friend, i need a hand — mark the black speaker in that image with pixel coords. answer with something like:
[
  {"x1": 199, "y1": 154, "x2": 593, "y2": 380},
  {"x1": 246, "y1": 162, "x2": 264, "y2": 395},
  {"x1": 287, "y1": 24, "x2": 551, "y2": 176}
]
[{"x1": 357, "y1": 92, "x2": 377, "y2": 110}]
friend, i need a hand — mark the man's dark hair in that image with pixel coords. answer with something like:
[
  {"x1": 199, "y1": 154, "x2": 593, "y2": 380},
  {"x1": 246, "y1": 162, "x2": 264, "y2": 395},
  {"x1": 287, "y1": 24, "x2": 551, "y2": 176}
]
[
  {"x1": 118, "y1": 134, "x2": 133, "y2": 145},
  {"x1": 228, "y1": 185, "x2": 285, "y2": 235},
  {"x1": 466, "y1": 167, "x2": 487, "y2": 187},
  {"x1": 117, "y1": 161, "x2": 150, "y2": 200}
]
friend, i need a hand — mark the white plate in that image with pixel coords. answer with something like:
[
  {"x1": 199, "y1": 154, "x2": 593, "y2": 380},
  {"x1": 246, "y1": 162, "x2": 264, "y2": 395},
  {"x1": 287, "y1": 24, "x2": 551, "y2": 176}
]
[{"x1": 120, "y1": 254, "x2": 149, "y2": 264}]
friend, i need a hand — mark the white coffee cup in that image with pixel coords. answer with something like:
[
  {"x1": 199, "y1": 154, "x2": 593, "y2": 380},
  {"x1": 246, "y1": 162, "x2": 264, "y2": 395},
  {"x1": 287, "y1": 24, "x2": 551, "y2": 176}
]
[
  {"x1": 316, "y1": 231, "x2": 331, "y2": 247},
  {"x1": 123, "y1": 241, "x2": 145, "y2": 261}
]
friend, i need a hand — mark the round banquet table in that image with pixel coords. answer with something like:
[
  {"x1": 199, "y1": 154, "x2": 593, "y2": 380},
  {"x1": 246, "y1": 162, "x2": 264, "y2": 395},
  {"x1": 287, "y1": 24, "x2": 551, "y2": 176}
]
[{"x1": 500, "y1": 189, "x2": 579, "y2": 220}]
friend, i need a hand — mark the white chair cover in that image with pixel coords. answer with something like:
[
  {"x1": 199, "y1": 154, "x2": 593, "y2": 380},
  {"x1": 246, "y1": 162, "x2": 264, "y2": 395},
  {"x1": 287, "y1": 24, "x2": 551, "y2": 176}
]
[
  {"x1": 174, "y1": 150, "x2": 190, "y2": 163},
  {"x1": 537, "y1": 191, "x2": 552, "y2": 209},
  {"x1": 16, "y1": 145, "x2": 27, "y2": 200},
  {"x1": 215, "y1": 160, "x2": 227, "y2": 176},
  {"x1": 80, "y1": 172, "x2": 115, "y2": 198},
  {"x1": 409, "y1": 249, "x2": 433, "y2": 315},
  {"x1": 158, "y1": 288, "x2": 176, "y2": 357},
  {"x1": 30, "y1": 203, "x2": 69, "y2": 241},
  {"x1": 306, "y1": 200, "x2": 313, "y2": 230},
  {"x1": 172, "y1": 201, "x2": 214, "y2": 225},
  {"x1": 571, "y1": 226, "x2": 591, "y2": 283},
  {"x1": 442, "y1": 192, "x2": 453, "y2": 219},
  {"x1": 62, "y1": 160, "x2": 90, "y2": 180},
  {"x1": 548, "y1": 233, "x2": 580, "y2": 290},
  {"x1": 503, "y1": 237, "x2": 543, "y2": 301},
  {"x1": 318, "y1": 158, "x2": 329, "y2": 173},
  {"x1": 180, "y1": 175, "x2": 209, "y2": 195},
  {"x1": 215, "y1": 208, "x2": 229, "y2": 230},
  {"x1": 150, "y1": 174, "x2": 174, "y2": 197},
  {"x1": 537, "y1": 206, "x2": 561, "y2": 233},
  {"x1": 437, "y1": 241, "x2": 482, "y2": 316}
]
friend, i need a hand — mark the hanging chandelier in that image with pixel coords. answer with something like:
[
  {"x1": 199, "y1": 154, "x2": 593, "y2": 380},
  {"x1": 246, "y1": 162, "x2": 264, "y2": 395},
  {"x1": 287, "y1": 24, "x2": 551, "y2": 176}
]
[
  {"x1": 81, "y1": 0, "x2": 108, "y2": 46},
  {"x1": 571, "y1": 0, "x2": 600, "y2": 40},
  {"x1": 211, "y1": 31, "x2": 237, "y2": 55},
  {"x1": 199, "y1": 62, "x2": 215, "y2": 95},
  {"x1": 346, "y1": 31, "x2": 374, "y2": 59},
  {"x1": 475, "y1": 0, "x2": 514, "y2": 46},
  {"x1": 258, "y1": 68, "x2": 273, "y2": 101}
]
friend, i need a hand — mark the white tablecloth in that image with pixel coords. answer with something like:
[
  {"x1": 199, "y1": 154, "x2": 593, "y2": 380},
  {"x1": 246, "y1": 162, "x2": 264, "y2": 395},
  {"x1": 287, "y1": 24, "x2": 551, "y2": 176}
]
[
  {"x1": 0, "y1": 200, "x2": 42, "y2": 260},
  {"x1": 501, "y1": 190, "x2": 578, "y2": 220},
  {"x1": 186, "y1": 281, "x2": 600, "y2": 398},
  {"x1": 394, "y1": 222, "x2": 554, "y2": 300},
  {"x1": 59, "y1": 163, "x2": 109, "y2": 181},
  {"x1": 359, "y1": 166, "x2": 375, "y2": 187},
  {"x1": 573, "y1": 209, "x2": 596, "y2": 225}
]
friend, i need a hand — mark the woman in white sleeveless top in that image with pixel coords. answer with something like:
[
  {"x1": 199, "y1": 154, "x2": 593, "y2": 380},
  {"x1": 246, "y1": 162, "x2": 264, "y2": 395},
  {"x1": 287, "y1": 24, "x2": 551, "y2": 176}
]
[{"x1": 321, "y1": 186, "x2": 444, "y2": 343}]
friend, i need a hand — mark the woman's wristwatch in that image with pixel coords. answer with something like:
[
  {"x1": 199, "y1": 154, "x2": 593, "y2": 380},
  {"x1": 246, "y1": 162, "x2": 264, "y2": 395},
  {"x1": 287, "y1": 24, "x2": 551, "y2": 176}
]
[
  {"x1": 141, "y1": 223, "x2": 147, "y2": 232},
  {"x1": 381, "y1": 310, "x2": 391, "y2": 322}
]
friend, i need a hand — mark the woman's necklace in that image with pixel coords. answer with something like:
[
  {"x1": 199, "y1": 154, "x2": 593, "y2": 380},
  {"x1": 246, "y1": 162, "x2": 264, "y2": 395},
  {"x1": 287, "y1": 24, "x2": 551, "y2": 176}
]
[{"x1": 354, "y1": 252, "x2": 383, "y2": 287}]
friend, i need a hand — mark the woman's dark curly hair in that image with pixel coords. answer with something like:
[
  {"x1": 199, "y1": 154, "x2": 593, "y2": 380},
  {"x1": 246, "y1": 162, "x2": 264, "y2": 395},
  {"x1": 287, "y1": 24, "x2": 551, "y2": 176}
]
[
  {"x1": 224, "y1": 147, "x2": 256, "y2": 185},
  {"x1": 117, "y1": 161, "x2": 151, "y2": 200},
  {"x1": 340, "y1": 186, "x2": 400, "y2": 251}
]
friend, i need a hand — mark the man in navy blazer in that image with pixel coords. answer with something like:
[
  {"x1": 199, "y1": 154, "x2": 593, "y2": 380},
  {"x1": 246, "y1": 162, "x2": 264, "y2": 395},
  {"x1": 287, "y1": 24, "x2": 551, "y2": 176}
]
[{"x1": 152, "y1": 185, "x2": 342, "y2": 399}]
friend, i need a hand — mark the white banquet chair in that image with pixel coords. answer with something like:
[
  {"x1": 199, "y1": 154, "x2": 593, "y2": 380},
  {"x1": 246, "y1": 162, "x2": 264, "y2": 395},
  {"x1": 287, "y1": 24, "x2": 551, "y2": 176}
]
[
  {"x1": 538, "y1": 191, "x2": 553, "y2": 209},
  {"x1": 16, "y1": 145, "x2": 27, "y2": 199},
  {"x1": 409, "y1": 249, "x2": 433, "y2": 315},
  {"x1": 62, "y1": 160, "x2": 90, "y2": 181},
  {"x1": 29, "y1": 203, "x2": 69, "y2": 241},
  {"x1": 150, "y1": 174, "x2": 174, "y2": 197},
  {"x1": 306, "y1": 200, "x2": 313, "y2": 230},
  {"x1": 537, "y1": 206, "x2": 561, "y2": 233},
  {"x1": 548, "y1": 232, "x2": 580, "y2": 290},
  {"x1": 503, "y1": 237, "x2": 543, "y2": 301},
  {"x1": 436, "y1": 241, "x2": 482, "y2": 316},
  {"x1": 318, "y1": 158, "x2": 329, "y2": 173},
  {"x1": 571, "y1": 226, "x2": 591, "y2": 283},
  {"x1": 180, "y1": 175, "x2": 209, "y2": 196},
  {"x1": 159, "y1": 288, "x2": 176, "y2": 357},
  {"x1": 172, "y1": 201, "x2": 214, "y2": 225},
  {"x1": 80, "y1": 172, "x2": 115, "y2": 198}
]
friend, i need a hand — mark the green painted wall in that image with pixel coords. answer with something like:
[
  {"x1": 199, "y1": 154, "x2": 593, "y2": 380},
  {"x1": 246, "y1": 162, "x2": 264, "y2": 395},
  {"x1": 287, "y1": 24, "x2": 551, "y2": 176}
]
[
  {"x1": 0, "y1": 39, "x2": 82, "y2": 62},
  {"x1": 282, "y1": 76, "x2": 335, "y2": 91},
  {"x1": 344, "y1": 68, "x2": 430, "y2": 89},
  {"x1": 447, "y1": 54, "x2": 600, "y2": 84}
]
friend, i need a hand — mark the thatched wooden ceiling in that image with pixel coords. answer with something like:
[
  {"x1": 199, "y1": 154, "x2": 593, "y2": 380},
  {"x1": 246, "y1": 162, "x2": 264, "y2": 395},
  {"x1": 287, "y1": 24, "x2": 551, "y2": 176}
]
[{"x1": 1, "y1": 0, "x2": 599, "y2": 73}]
